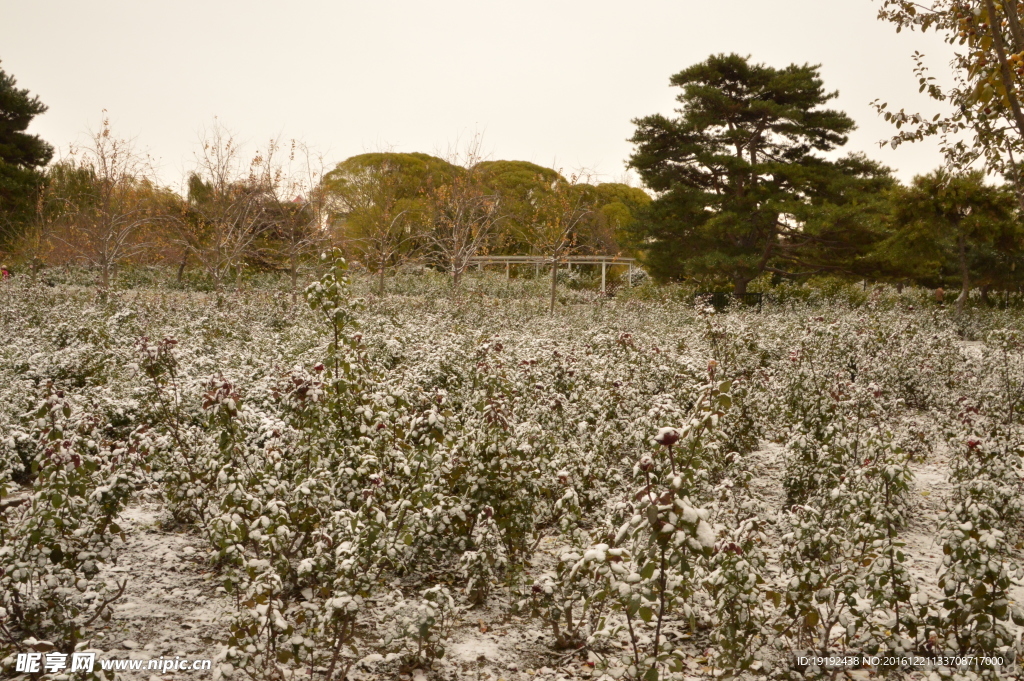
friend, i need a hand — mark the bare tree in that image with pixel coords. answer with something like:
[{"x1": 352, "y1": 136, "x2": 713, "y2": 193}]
[
  {"x1": 54, "y1": 115, "x2": 158, "y2": 290},
  {"x1": 361, "y1": 203, "x2": 419, "y2": 297},
  {"x1": 175, "y1": 121, "x2": 273, "y2": 292},
  {"x1": 425, "y1": 138, "x2": 501, "y2": 288},
  {"x1": 518, "y1": 169, "x2": 595, "y2": 313},
  {"x1": 258, "y1": 140, "x2": 330, "y2": 301}
]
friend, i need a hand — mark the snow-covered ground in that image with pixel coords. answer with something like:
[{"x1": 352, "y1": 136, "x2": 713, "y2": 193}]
[
  {"x1": 83, "y1": 441, "x2": 1017, "y2": 681},
  {"x1": 2, "y1": 280, "x2": 1022, "y2": 680}
]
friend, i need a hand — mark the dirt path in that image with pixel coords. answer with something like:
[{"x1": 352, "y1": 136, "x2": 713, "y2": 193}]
[{"x1": 92, "y1": 501, "x2": 227, "y2": 678}]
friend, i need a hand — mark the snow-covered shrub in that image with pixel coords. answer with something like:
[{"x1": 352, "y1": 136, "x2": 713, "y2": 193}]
[
  {"x1": 380, "y1": 586, "x2": 457, "y2": 670},
  {"x1": 929, "y1": 495, "x2": 1023, "y2": 669},
  {"x1": 852, "y1": 452, "x2": 922, "y2": 654},
  {"x1": 775, "y1": 439, "x2": 921, "y2": 661},
  {"x1": 224, "y1": 563, "x2": 368, "y2": 681},
  {"x1": 514, "y1": 478, "x2": 601, "y2": 650},
  {"x1": 703, "y1": 513, "x2": 771, "y2": 677},
  {"x1": 698, "y1": 312, "x2": 769, "y2": 459},
  {"x1": 619, "y1": 267, "x2": 648, "y2": 288},
  {"x1": 573, "y1": 380, "x2": 730, "y2": 681},
  {"x1": 305, "y1": 249, "x2": 365, "y2": 383},
  {"x1": 458, "y1": 507, "x2": 507, "y2": 607},
  {"x1": 924, "y1": 386, "x2": 1024, "y2": 673},
  {"x1": 516, "y1": 546, "x2": 603, "y2": 650},
  {"x1": 982, "y1": 329, "x2": 1024, "y2": 425},
  {"x1": 0, "y1": 388, "x2": 139, "y2": 653},
  {"x1": 6, "y1": 271, "x2": 1024, "y2": 678}
]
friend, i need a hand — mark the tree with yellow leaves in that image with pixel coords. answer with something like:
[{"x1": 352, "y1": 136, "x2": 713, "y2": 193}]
[{"x1": 876, "y1": 1, "x2": 1024, "y2": 205}]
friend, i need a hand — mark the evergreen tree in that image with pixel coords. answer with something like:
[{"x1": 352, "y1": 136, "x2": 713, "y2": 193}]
[
  {"x1": 628, "y1": 54, "x2": 886, "y2": 293},
  {"x1": 0, "y1": 61, "x2": 54, "y2": 247},
  {"x1": 875, "y1": 170, "x2": 1019, "y2": 311},
  {"x1": 784, "y1": 153, "x2": 897, "y2": 278}
]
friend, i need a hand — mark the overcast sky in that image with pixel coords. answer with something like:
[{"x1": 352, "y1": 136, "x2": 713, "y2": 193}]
[{"x1": 2, "y1": 0, "x2": 958, "y2": 188}]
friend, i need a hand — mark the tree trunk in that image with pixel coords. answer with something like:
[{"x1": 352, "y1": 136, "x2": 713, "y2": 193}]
[
  {"x1": 956, "y1": 233, "x2": 971, "y2": 314},
  {"x1": 550, "y1": 259, "x2": 558, "y2": 314},
  {"x1": 177, "y1": 255, "x2": 188, "y2": 284},
  {"x1": 733, "y1": 277, "x2": 749, "y2": 297},
  {"x1": 379, "y1": 264, "x2": 386, "y2": 297},
  {"x1": 290, "y1": 266, "x2": 300, "y2": 305},
  {"x1": 980, "y1": 285, "x2": 992, "y2": 307}
]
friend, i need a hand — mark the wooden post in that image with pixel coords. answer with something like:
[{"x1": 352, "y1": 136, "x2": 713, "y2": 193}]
[
  {"x1": 628, "y1": 263, "x2": 633, "y2": 288},
  {"x1": 534, "y1": 262, "x2": 539, "y2": 279},
  {"x1": 506, "y1": 262, "x2": 510, "y2": 279},
  {"x1": 601, "y1": 261, "x2": 606, "y2": 294}
]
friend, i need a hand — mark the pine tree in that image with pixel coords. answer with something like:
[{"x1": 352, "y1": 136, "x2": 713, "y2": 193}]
[
  {"x1": 875, "y1": 170, "x2": 1019, "y2": 311},
  {"x1": 628, "y1": 54, "x2": 888, "y2": 293},
  {"x1": 0, "y1": 61, "x2": 54, "y2": 248}
]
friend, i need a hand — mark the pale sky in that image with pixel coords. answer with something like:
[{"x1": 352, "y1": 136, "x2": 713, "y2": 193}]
[{"x1": 2, "y1": 0, "x2": 959, "y2": 188}]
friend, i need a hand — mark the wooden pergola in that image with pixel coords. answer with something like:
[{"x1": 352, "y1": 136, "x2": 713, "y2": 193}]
[{"x1": 467, "y1": 255, "x2": 638, "y2": 293}]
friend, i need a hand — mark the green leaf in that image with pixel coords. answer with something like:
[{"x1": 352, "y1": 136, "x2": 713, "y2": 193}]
[{"x1": 804, "y1": 610, "x2": 819, "y2": 628}]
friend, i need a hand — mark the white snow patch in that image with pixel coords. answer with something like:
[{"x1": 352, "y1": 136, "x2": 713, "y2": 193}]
[{"x1": 448, "y1": 635, "x2": 504, "y2": 663}]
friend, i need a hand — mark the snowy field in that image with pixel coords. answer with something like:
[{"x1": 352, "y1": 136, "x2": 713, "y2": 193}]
[{"x1": 1, "y1": 267, "x2": 1023, "y2": 681}]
